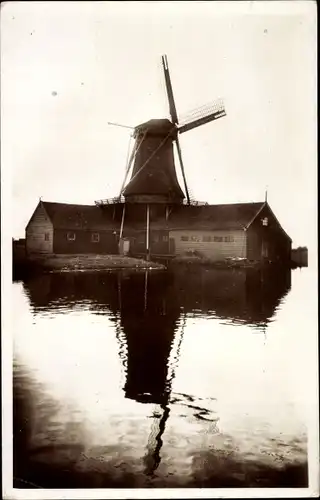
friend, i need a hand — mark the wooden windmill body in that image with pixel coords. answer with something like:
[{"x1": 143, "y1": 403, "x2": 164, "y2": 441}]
[
  {"x1": 123, "y1": 119, "x2": 184, "y2": 205},
  {"x1": 106, "y1": 55, "x2": 226, "y2": 258}
]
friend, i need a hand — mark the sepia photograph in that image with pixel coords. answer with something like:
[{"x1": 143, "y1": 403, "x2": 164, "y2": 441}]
[{"x1": 1, "y1": 1, "x2": 318, "y2": 498}]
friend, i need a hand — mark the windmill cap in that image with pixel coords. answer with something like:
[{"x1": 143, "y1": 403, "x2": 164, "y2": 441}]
[{"x1": 134, "y1": 118, "x2": 176, "y2": 138}]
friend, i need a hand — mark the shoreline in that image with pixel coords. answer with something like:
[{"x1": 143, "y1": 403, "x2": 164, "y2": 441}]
[
  {"x1": 12, "y1": 253, "x2": 299, "y2": 280},
  {"x1": 14, "y1": 254, "x2": 166, "y2": 273}
]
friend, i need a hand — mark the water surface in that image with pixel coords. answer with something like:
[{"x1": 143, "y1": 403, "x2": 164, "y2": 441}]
[{"x1": 13, "y1": 265, "x2": 310, "y2": 488}]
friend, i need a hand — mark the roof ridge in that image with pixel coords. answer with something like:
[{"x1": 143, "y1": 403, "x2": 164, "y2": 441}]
[
  {"x1": 42, "y1": 200, "x2": 97, "y2": 208},
  {"x1": 203, "y1": 201, "x2": 264, "y2": 207},
  {"x1": 41, "y1": 200, "x2": 264, "y2": 207}
]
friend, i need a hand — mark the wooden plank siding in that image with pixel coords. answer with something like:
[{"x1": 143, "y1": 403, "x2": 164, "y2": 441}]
[
  {"x1": 246, "y1": 204, "x2": 291, "y2": 262},
  {"x1": 24, "y1": 200, "x2": 291, "y2": 262},
  {"x1": 26, "y1": 202, "x2": 53, "y2": 254},
  {"x1": 53, "y1": 228, "x2": 118, "y2": 255},
  {"x1": 169, "y1": 229, "x2": 247, "y2": 261},
  {"x1": 125, "y1": 229, "x2": 170, "y2": 256}
]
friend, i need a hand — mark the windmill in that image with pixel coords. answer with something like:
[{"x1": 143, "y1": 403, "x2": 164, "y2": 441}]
[
  {"x1": 104, "y1": 55, "x2": 226, "y2": 258},
  {"x1": 115, "y1": 55, "x2": 226, "y2": 205}
]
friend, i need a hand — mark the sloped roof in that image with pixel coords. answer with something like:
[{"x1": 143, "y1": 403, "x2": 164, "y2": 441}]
[
  {"x1": 38, "y1": 200, "x2": 289, "y2": 237},
  {"x1": 42, "y1": 201, "x2": 114, "y2": 230},
  {"x1": 167, "y1": 202, "x2": 265, "y2": 230},
  {"x1": 118, "y1": 202, "x2": 265, "y2": 231},
  {"x1": 134, "y1": 119, "x2": 176, "y2": 138}
]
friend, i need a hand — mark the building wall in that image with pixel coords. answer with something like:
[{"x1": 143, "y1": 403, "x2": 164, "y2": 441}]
[
  {"x1": 123, "y1": 229, "x2": 170, "y2": 256},
  {"x1": 26, "y1": 203, "x2": 53, "y2": 254},
  {"x1": 291, "y1": 247, "x2": 308, "y2": 267},
  {"x1": 246, "y1": 204, "x2": 291, "y2": 262},
  {"x1": 169, "y1": 229, "x2": 247, "y2": 260},
  {"x1": 53, "y1": 228, "x2": 118, "y2": 254}
]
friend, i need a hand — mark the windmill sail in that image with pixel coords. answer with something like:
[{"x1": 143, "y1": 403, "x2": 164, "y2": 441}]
[
  {"x1": 162, "y1": 55, "x2": 178, "y2": 125},
  {"x1": 178, "y1": 99, "x2": 226, "y2": 134},
  {"x1": 175, "y1": 136, "x2": 191, "y2": 205}
]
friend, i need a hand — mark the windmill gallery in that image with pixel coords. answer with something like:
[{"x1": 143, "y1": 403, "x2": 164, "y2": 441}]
[{"x1": 23, "y1": 56, "x2": 292, "y2": 268}]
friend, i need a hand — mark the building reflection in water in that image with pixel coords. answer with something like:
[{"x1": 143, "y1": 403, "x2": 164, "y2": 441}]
[{"x1": 22, "y1": 265, "x2": 291, "y2": 476}]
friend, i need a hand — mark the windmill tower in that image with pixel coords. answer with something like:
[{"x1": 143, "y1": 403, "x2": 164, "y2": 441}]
[{"x1": 100, "y1": 55, "x2": 227, "y2": 258}]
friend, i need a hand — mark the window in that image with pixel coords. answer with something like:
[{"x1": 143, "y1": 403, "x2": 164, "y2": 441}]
[
  {"x1": 190, "y1": 235, "x2": 201, "y2": 242},
  {"x1": 224, "y1": 236, "x2": 234, "y2": 243},
  {"x1": 67, "y1": 232, "x2": 76, "y2": 241},
  {"x1": 162, "y1": 235, "x2": 169, "y2": 242},
  {"x1": 44, "y1": 233, "x2": 50, "y2": 241},
  {"x1": 203, "y1": 235, "x2": 212, "y2": 242},
  {"x1": 213, "y1": 236, "x2": 223, "y2": 242},
  {"x1": 181, "y1": 236, "x2": 189, "y2": 241},
  {"x1": 92, "y1": 232, "x2": 100, "y2": 243}
]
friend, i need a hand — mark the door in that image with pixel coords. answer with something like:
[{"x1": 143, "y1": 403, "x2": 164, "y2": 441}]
[
  {"x1": 261, "y1": 240, "x2": 269, "y2": 258},
  {"x1": 123, "y1": 239, "x2": 130, "y2": 255}
]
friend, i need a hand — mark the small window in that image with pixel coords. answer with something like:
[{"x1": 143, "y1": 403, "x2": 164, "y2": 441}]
[
  {"x1": 162, "y1": 235, "x2": 169, "y2": 242},
  {"x1": 213, "y1": 236, "x2": 223, "y2": 242},
  {"x1": 190, "y1": 235, "x2": 201, "y2": 242},
  {"x1": 44, "y1": 233, "x2": 50, "y2": 241},
  {"x1": 92, "y1": 232, "x2": 100, "y2": 243},
  {"x1": 224, "y1": 236, "x2": 234, "y2": 243},
  {"x1": 181, "y1": 236, "x2": 189, "y2": 241},
  {"x1": 203, "y1": 235, "x2": 212, "y2": 242},
  {"x1": 67, "y1": 232, "x2": 76, "y2": 241}
]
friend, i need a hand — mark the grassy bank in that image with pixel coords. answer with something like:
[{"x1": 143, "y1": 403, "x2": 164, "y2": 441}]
[
  {"x1": 170, "y1": 254, "x2": 260, "y2": 269},
  {"x1": 13, "y1": 254, "x2": 165, "y2": 278},
  {"x1": 169, "y1": 250, "x2": 294, "y2": 269}
]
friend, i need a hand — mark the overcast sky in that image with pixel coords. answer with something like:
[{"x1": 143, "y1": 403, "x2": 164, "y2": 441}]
[{"x1": 1, "y1": 1, "x2": 316, "y2": 248}]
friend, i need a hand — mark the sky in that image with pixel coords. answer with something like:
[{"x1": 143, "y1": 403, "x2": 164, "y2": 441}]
[{"x1": 1, "y1": 1, "x2": 317, "y2": 249}]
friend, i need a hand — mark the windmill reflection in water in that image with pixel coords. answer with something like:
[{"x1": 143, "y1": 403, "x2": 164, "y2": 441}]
[
  {"x1": 22, "y1": 265, "x2": 292, "y2": 477},
  {"x1": 114, "y1": 270, "x2": 188, "y2": 477},
  {"x1": 113, "y1": 266, "x2": 291, "y2": 476}
]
